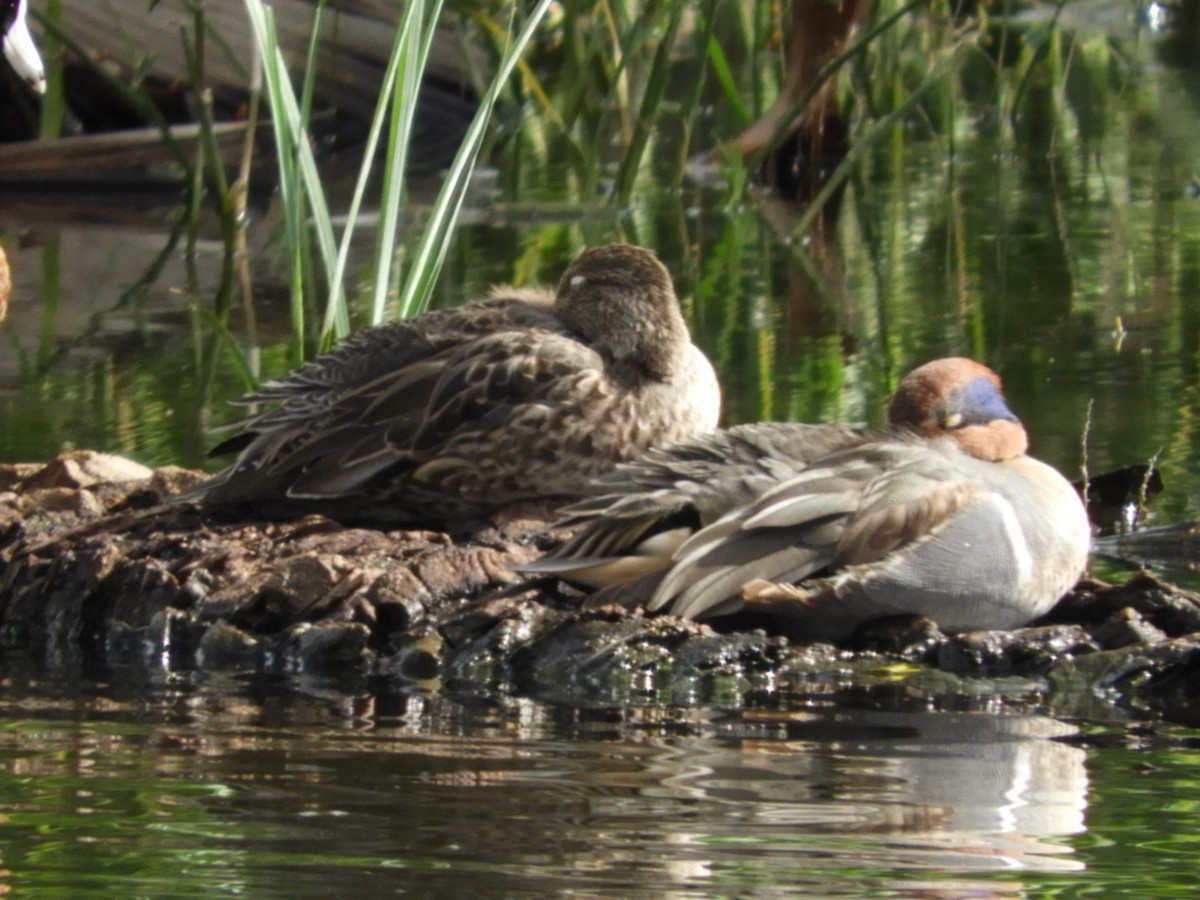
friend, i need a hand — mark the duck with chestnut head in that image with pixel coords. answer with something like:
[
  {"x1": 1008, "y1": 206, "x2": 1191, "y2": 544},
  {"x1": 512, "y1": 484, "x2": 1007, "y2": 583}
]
[
  {"x1": 188, "y1": 244, "x2": 720, "y2": 528},
  {"x1": 526, "y1": 358, "x2": 1090, "y2": 642},
  {"x1": 2, "y1": 0, "x2": 45, "y2": 93}
]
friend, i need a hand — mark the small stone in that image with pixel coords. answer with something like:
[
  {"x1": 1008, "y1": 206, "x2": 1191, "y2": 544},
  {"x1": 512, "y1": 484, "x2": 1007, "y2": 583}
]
[
  {"x1": 23, "y1": 487, "x2": 104, "y2": 517},
  {"x1": 285, "y1": 621, "x2": 371, "y2": 671},
  {"x1": 198, "y1": 620, "x2": 262, "y2": 669},
  {"x1": 151, "y1": 465, "x2": 209, "y2": 498},
  {"x1": 1092, "y1": 607, "x2": 1169, "y2": 649},
  {"x1": 23, "y1": 451, "x2": 153, "y2": 490}
]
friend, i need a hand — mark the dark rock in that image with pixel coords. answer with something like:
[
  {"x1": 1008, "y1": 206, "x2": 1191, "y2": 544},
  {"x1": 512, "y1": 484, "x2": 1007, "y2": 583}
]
[
  {"x1": 1045, "y1": 572, "x2": 1200, "y2": 637},
  {"x1": 0, "y1": 463, "x2": 40, "y2": 492},
  {"x1": 0, "y1": 505, "x2": 22, "y2": 546},
  {"x1": 284, "y1": 621, "x2": 372, "y2": 672},
  {"x1": 377, "y1": 632, "x2": 444, "y2": 683},
  {"x1": 4, "y1": 450, "x2": 1200, "y2": 722},
  {"x1": 1049, "y1": 635, "x2": 1200, "y2": 725},
  {"x1": 850, "y1": 615, "x2": 947, "y2": 660},
  {"x1": 197, "y1": 619, "x2": 261, "y2": 669},
  {"x1": 363, "y1": 568, "x2": 430, "y2": 634},
  {"x1": 938, "y1": 625, "x2": 1101, "y2": 676},
  {"x1": 1092, "y1": 607, "x2": 1169, "y2": 649}
]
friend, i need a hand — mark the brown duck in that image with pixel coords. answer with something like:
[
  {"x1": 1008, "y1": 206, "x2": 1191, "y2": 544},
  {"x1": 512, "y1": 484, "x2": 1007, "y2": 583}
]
[{"x1": 190, "y1": 244, "x2": 720, "y2": 526}]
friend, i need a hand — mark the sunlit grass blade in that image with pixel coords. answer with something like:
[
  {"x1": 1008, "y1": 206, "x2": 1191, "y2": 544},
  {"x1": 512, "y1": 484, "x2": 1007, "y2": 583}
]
[
  {"x1": 393, "y1": 0, "x2": 554, "y2": 320},
  {"x1": 244, "y1": 0, "x2": 346, "y2": 345},
  {"x1": 369, "y1": 0, "x2": 449, "y2": 327},
  {"x1": 322, "y1": 13, "x2": 411, "y2": 337}
]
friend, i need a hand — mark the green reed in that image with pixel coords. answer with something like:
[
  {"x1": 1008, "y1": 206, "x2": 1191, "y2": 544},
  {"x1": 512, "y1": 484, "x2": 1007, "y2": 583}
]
[{"x1": 244, "y1": 0, "x2": 552, "y2": 354}]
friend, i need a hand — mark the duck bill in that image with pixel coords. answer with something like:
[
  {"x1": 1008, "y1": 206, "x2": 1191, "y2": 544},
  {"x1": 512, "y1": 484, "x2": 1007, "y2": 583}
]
[{"x1": 3, "y1": 3, "x2": 45, "y2": 94}]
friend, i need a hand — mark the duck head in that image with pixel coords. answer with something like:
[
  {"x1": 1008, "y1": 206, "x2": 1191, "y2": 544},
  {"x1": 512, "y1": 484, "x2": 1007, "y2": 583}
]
[
  {"x1": 2, "y1": 0, "x2": 44, "y2": 93},
  {"x1": 886, "y1": 357, "x2": 1028, "y2": 462},
  {"x1": 552, "y1": 244, "x2": 690, "y2": 381}
]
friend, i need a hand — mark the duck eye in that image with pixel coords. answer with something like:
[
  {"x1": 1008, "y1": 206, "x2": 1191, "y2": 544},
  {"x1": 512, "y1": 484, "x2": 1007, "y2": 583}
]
[{"x1": 942, "y1": 412, "x2": 964, "y2": 429}]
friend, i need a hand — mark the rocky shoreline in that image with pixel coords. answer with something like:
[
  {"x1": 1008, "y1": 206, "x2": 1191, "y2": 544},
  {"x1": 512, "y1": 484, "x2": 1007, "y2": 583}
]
[{"x1": 3, "y1": 451, "x2": 1200, "y2": 724}]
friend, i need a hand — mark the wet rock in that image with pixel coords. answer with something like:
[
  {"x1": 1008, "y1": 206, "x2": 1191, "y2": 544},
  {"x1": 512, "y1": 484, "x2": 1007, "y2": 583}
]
[
  {"x1": 363, "y1": 568, "x2": 430, "y2": 634},
  {"x1": 1046, "y1": 572, "x2": 1200, "y2": 637},
  {"x1": 514, "y1": 613, "x2": 683, "y2": 699},
  {"x1": 849, "y1": 615, "x2": 947, "y2": 660},
  {"x1": 377, "y1": 632, "x2": 444, "y2": 683},
  {"x1": 284, "y1": 621, "x2": 372, "y2": 672},
  {"x1": 1047, "y1": 634, "x2": 1200, "y2": 725},
  {"x1": 1053, "y1": 634, "x2": 1200, "y2": 693},
  {"x1": 1091, "y1": 607, "x2": 1169, "y2": 649},
  {"x1": 441, "y1": 592, "x2": 567, "y2": 691},
  {"x1": 4, "y1": 450, "x2": 1200, "y2": 722},
  {"x1": 197, "y1": 619, "x2": 262, "y2": 669},
  {"x1": 938, "y1": 625, "x2": 1101, "y2": 676}
]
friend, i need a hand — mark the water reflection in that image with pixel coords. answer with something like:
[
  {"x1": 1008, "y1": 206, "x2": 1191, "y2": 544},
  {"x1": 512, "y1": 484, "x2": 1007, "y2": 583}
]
[{"x1": 0, "y1": 675, "x2": 1089, "y2": 895}]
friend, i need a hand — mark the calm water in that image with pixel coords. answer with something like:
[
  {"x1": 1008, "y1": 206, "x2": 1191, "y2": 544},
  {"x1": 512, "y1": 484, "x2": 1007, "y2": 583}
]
[
  {"x1": 4, "y1": 1, "x2": 1200, "y2": 895},
  {"x1": 1, "y1": 670, "x2": 1197, "y2": 898}
]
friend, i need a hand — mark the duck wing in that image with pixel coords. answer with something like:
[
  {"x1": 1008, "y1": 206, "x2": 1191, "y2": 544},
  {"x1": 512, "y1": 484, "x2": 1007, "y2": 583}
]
[
  {"x1": 523, "y1": 422, "x2": 863, "y2": 587},
  {"x1": 279, "y1": 328, "x2": 605, "y2": 499},
  {"x1": 647, "y1": 440, "x2": 983, "y2": 622},
  {"x1": 247, "y1": 294, "x2": 556, "y2": 400}
]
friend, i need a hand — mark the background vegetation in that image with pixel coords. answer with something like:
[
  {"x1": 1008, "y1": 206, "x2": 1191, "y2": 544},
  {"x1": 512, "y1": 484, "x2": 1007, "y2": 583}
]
[{"x1": 4, "y1": 0, "x2": 1200, "y2": 537}]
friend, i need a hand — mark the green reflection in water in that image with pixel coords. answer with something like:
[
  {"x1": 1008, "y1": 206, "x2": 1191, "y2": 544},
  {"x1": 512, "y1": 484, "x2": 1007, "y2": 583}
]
[{"x1": 0, "y1": 678, "x2": 1196, "y2": 897}]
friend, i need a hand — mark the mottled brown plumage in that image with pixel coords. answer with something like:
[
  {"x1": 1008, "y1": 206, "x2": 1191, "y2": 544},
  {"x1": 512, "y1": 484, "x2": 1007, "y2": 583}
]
[{"x1": 187, "y1": 244, "x2": 720, "y2": 526}]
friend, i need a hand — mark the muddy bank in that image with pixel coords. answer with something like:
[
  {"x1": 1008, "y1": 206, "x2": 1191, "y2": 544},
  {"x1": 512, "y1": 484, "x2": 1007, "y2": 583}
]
[{"x1": 3, "y1": 451, "x2": 1200, "y2": 722}]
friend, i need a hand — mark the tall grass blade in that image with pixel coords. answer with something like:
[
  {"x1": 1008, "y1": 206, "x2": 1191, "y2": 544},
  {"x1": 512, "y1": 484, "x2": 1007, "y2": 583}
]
[
  {"x1": 322, "y1": 14, "x2": 412, "y2": 337},
  {"x1": 370, "y1": 0, "x2": 449, "y2": 327},
  {"x1": 393, "y1": 0, "x2": 554, "y2": 320},
  {"x1": 611, "y1": 4, "x2": 684, "y2": 205},
  {"x1": 244, "y1": 0, "x2": 346, "y2": 343}
]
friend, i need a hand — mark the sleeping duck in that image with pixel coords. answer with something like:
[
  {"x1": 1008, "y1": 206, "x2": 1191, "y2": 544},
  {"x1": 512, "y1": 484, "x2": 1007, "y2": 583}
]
[
  {"x1": 190, "y1": 243, "x2": 720, "y2": 527},
  {"x1": 526, "y1": 358, "x2": 1090, "y2": 641}
]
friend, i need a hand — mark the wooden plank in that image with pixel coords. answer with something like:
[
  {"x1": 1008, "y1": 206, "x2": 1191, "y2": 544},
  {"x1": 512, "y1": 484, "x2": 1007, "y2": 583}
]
[
  {"x1": 0, "y1": 120, "x2": 248, "y2": 173},
  {"x1": 29, "y1": 0, "x2": 482, "y2": 122}
]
